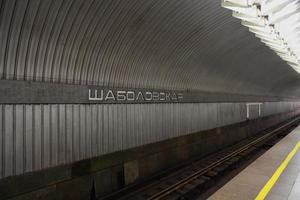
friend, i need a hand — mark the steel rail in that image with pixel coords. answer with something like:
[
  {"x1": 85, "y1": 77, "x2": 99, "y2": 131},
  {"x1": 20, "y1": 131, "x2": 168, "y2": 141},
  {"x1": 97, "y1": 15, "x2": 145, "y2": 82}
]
[{"x1": 147, "y1": 117, "x2": 300, "y2": 200}]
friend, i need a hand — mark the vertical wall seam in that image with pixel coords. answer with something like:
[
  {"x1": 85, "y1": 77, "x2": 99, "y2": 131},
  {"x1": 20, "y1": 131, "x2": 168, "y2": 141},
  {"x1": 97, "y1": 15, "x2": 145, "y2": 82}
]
[
  {"x1": 96, "y1": 104, "x2": 99, "y2": 155},
  {"x1": 57, "y1": 104, "x2": 60, "y2": 164},
  {"x1": 41, "y1": 105, "x2": 44, "y2": 168},
  {"x1": 12, "y1": 105, "x2": 16, "y2": 175},
  {"x1": 64, "y1": 104, "x2": 67, "y2": 163},
  {"x1": 71, "y1": 104, "x2": 74, "y2": 162},
  {"x1": 49, "y1": 104, "x2": 52, "y2": 167},
  {"x1": 78, "y1": 105, "x2": 81, "y2": 159},
  {"x1": 1, "y1": 105, "x2": 4, "y2": 177},
  {"x1": 32, "y1": 105, "x2": 35, "y2": 170},
  {"x1": 22, "y1": 104, "x2": 26, "y2": 174},
  {"x1": 84, "y1": 105, "x2": 87, "y2": 158}
]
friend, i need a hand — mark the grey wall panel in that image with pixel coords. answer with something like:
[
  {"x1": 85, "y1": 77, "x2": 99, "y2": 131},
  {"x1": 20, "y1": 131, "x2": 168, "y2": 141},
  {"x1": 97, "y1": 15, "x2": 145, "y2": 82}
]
[
  {"x1": 261, "y1": 102, "x2": 300, "y2": 117},
  {"x1": 43, "y1": 105, "x2": 50, "y2": 169},
  {"x1": 118, "y1": 104, "x2": 125, "y2": 152},
  {"x1": 125, "y1": 104, "x2": 133, "y2": 149},
  {"x1": 34, "y1": 105, "x2": 41, "y2": 170},
  {"x1": 15, "y1": 105, "x2": 23, "y2": 175},
  {"x1": 66, "y1": 104, "x2": 73, "y2": 163},
  {"x1": 107, "y1": 105, "x2": 113, "y2": 154},
  {"x1": 4, "y1": 105, "x2": 13, "y2": 177},
  {"x1": 80, "y1": 105, "x2": 86, "y2": 159},
  {"x1": 24, "y1": 105, "x2": 32, "y2": 172},
  {"x1": 0, "y1": 105, "x2": 2, "y2": 179},
  {"x1": 50, "y1": 104, "x2": 58, "y2": 167},
  {"x1": 73, "y1": 105, "x2": 80, "y2": 161},
  {"x1": 58, "y1": 105, "x2": 65, "y2": 165},
  {"x1": 0, "y1": 102, "x2": 300, "y2": 179},
  {"x1": 112, "y1": 105, "x2": 118, "y2": 152},
  {"x1": 98, "y1": 105, "x2": 103, "y2": 156},
  {"x1": 86, "y1": 105, "x2": 92, "y2": 158},
  {"x1": 91, "y1": 105, "x2": 97, "y2": 157},
  {"x1": 102, "y1": 105, "x2": 108, "y2": 154}
]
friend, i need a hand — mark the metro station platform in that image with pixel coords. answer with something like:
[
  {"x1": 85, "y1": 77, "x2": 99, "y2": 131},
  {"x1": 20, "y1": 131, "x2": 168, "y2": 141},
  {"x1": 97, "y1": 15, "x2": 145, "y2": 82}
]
[{"x1": 209, "y1": 125, "x2": 300, "y2": 200}]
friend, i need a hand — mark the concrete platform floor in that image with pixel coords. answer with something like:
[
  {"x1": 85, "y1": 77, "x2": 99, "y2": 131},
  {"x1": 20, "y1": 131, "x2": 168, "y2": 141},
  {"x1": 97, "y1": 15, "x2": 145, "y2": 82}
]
[{"x1": 208, "y1": 125, "x2": 300, "y2": 200}]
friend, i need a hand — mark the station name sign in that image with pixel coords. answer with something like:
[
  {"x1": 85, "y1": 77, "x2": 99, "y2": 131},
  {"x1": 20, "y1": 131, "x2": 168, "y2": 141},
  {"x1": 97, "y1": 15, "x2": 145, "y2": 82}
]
[
  {"x1": 0, "y1": 80, "x2": 283, "y2": 104},
  {"x1": 88, "y1": 89, "x2": 183, "y2": 102}
]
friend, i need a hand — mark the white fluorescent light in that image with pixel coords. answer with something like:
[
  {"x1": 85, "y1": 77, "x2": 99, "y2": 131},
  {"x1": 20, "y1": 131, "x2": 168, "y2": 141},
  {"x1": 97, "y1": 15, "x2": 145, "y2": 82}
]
[
  {"x1": 241, "y1": 19, "x2": 265, "y2": 27},
  {"x1": 261, "y1": 0, "x2": 296, "y2": 16},
  {"x1": 222, "y1": 0, "x2": 300, "y2": 73},
  {"x1": 223, "y1": 0, "x2": 250, "y2": 7},
  {"x1": 222, "y1": 0, "x2": 250, "y2": 8}
]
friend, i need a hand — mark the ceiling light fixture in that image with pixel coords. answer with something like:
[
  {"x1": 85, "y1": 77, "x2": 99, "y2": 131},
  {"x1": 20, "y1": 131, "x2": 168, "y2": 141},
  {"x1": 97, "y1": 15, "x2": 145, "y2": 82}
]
[{"x1": 222, "y1": 0, "x2": 300, "y2": 73}]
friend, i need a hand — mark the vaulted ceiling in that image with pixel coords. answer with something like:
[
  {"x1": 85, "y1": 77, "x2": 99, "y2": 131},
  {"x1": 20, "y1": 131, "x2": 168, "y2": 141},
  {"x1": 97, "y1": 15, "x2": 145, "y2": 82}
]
[{"x1": 1, "y1": 0, "x2": 300, "y2": 97}]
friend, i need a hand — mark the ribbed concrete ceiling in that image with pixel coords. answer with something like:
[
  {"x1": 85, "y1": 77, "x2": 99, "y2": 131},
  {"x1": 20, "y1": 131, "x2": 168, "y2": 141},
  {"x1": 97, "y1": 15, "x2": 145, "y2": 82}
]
[{"x1": 1, "y1": 0, "x2": 300, "y2": 98}]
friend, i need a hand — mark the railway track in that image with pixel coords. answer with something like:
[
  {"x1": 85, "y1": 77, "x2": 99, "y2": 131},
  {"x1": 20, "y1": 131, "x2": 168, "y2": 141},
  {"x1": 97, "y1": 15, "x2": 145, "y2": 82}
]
[{"x1": 101, "y1": 117, "x2": 300, "y2": 200}]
